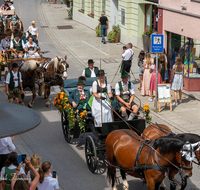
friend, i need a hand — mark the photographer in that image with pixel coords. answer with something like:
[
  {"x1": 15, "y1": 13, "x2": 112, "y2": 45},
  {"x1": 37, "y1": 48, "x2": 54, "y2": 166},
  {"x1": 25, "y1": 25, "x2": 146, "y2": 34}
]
[{"x1": 121, "y1": 43, "x2": 134, "y2": 74}]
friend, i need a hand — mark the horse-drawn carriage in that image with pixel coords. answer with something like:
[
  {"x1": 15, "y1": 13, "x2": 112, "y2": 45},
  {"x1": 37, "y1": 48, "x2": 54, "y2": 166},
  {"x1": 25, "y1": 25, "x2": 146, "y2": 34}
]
[
  {"x1": 60, "y1": 77, "x2": 146, "y2": 173},
  {"x1": 59, "y1": 77, "x2": 200, "y2": 190}
]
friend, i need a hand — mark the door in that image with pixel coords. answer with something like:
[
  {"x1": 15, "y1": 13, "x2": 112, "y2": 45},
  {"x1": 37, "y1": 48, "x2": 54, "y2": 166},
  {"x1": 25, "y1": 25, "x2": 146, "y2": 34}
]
[{"x1": 110, "y1": 0, "x2": 118, "y2": 28}]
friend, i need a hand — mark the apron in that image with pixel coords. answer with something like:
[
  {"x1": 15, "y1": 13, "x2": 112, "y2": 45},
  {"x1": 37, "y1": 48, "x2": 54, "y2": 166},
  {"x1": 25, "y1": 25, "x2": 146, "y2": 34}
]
[{"x1": 91, "y1": 80, "x2": 113, "y2": 127}]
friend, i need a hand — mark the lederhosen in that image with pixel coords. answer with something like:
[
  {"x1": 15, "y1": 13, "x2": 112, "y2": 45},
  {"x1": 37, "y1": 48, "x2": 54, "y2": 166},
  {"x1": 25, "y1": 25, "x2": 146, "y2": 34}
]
[
  {"x1": 85, "y1": 67, "x2": 99, "y2": 78},
  {"x1": 12, "y1": 39, "x2": 24, "y2": 56},
  {"x1": 118, "y1": 81, "x2": 136, "y2": 108},
  {"x1": 8, "y1": 71, "x2": 21, "y2": 99}
]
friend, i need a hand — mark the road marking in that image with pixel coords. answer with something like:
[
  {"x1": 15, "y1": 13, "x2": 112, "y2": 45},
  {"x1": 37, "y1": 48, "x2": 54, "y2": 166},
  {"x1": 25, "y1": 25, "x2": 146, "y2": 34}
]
[
  {"x1": 82, "y1": 41, "x2": 109, "y2": 56},
  {"x1": 0, "y1": 87, "x2": 5, "y2": 91}
]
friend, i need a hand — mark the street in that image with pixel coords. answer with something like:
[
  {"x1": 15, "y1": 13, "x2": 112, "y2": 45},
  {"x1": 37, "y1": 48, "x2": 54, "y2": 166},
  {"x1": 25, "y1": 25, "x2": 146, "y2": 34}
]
[{"x1": 0, "y1": 0, "x2": 200, "y2": 189}]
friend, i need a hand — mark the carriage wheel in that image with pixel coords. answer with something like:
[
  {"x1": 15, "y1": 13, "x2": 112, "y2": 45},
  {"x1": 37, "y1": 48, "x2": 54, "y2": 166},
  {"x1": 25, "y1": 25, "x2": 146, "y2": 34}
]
[
  {"x1": 61, "y1": 111, "x2": 71, "y2": 143},
  {"x1": 85, "y1": 135, "x2": 97, "y2": 173}
]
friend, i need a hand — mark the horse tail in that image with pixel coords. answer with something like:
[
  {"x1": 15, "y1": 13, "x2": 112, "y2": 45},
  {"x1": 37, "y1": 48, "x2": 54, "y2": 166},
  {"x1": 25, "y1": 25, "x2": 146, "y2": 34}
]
[{"x1": 107, "y1": 164, "x2": 116, "y2": 185}]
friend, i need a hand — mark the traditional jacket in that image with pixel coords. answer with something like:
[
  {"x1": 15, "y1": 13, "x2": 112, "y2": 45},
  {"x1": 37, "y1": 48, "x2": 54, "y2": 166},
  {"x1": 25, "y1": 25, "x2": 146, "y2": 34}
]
[
  {"x1": 68, "y1": 89, "x2": 90, "y2": 108},
  {"x1": 85, "y1": 67, "x2": 99, "y2": 78}
]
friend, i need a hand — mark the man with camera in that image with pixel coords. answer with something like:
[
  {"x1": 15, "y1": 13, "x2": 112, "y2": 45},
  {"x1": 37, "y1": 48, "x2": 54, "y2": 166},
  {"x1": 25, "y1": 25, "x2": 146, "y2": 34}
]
[{"x1": 121, "y1": 43, "x2": 134, "y2": 74}]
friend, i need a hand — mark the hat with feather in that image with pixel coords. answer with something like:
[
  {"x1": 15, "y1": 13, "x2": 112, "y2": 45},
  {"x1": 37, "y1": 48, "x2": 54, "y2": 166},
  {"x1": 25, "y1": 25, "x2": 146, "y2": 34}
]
[{"x1": 77, "y1": 76, "x2": 86, "y2": 85}]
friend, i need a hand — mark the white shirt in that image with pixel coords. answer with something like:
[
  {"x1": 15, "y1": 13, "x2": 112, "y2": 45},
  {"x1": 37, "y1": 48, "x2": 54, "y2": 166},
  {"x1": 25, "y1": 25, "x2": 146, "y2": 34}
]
[
  {"x1": 29, "y1": 26, "x2": 38, "y2": 36},
  {"x1": 122, "y1": 49, "x2": 134, "y2": 61},
  {"x1": 92, "y1": 80, "x2": 111, "y2": 93},
  {"x1": 1, "y1": 165, "x2": 25, "y2": 180},
  {"x1": 82, "y1": 68, "x2": 96, "y2": 78},
  {"x1": 37, "y1": 176, "x2": 59, "y2": 190},
  {"x1": 9, "y1": 5, "x2": 15, "y2": 10},
  {"x1": 10, "y1": 39, "x2": 25, "y2": 49},
  {"x1": 115, "y1": 81, "x2": 135, "y2": 95},
  {"x1": 6, "y1": 71, "x2": 22, "y2": 87},
  {"x1": 0, "y1": 137, "x2": 15, "y2": 155}
]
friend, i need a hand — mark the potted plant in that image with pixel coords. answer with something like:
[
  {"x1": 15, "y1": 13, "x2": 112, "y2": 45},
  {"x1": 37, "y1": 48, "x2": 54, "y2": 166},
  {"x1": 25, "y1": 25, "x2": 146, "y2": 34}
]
[
  {"x1": 142, "y1": 27, "x2": 153, "y2": 52},
  {"x1": 148, "y1": 37, "x2": 151, "y2": 53},
  {"x1": 63, "y1": 0, "x2": 71, "y2": 7},
  {"x1": 107, "y1": 31, "x2": 117, "y2": 43},
  {"x1": 112, "y1": 25, "x2": 120, "y2": 42},
  {"x1": 95, "y1": 25, "x2": 101, "y2": 37}
]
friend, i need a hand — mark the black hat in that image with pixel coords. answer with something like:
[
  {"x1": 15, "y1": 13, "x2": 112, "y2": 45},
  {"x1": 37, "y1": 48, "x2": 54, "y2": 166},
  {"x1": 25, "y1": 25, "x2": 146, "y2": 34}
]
[
  {"x1": 88, "y1": 59, "x2": 94, "y2": 64},
  {"x1": 12, "y1": 63, "x2": 19, "y2": 68},
  {"x1": 96, "y1": 70, "x2": 106, "y2": 76},
  {"x1": 14, "y1": 32, "x2": 19, "y2": 37}
]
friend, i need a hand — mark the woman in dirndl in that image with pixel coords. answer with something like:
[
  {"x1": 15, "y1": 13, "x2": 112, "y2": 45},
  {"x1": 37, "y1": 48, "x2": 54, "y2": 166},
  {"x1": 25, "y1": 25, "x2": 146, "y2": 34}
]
[
  {"x1": 91, "y1": 70, "x2": 113, "y2": 127},
  {"x1": 159, "y1": 53, "x2": 167, "y2": 82},
  {"x1": 171, "y1": 57, "x2": 187, "y2": 106},
  {"x1": 24, "y1": 36, "x2": 40, "y2": 58}
]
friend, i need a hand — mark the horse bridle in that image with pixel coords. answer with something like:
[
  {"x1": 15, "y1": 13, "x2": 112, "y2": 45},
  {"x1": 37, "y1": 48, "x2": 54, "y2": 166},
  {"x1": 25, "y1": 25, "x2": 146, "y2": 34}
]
[{"x1": 58, "y1": 60, "x2": 68, "y2": 75}]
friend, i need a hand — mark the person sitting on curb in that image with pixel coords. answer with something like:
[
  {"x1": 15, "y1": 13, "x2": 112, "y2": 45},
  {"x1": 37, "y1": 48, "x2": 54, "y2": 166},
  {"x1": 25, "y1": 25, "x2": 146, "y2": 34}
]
[
  {"x1": 115, "y1": 70, "x2": 139, "y2": 120},
  {"x1": 10, "y1": 32, "x2": 26, "y2": 59},
  {"x1": 82, "y1": 59, "x2": 99, "y2": 78},
  {"x1": 68, "y1": 76, "x2": 90, "y2": 113},
  {"x1": 5, "y1": 62, "x2": 23, "y2": 104}
]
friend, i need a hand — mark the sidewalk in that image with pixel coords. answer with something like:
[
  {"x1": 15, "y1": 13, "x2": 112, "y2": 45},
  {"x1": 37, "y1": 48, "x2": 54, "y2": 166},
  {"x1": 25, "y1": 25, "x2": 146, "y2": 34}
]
[{"x1": 39, "y1": 2, "x2": 200, "y2": 135}]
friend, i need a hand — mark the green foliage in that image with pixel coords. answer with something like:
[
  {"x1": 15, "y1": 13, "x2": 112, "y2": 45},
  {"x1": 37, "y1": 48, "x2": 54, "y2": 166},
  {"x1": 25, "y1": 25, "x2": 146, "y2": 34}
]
[
  {"x1": 107, "y1": 31, "x2": 117, "y2": 43},
  {"x1": 112, "y1": 25, "x2": 120, "y2": 34},
  {"x1": 95, "y1": 25, "x2": 101, "y2": 37},
  {"x1": 67, "y1": 0, "x2": 73, "y2": 19},
  {"x1": 142, "y1": 26, "x2": 153, "y2": 37}
]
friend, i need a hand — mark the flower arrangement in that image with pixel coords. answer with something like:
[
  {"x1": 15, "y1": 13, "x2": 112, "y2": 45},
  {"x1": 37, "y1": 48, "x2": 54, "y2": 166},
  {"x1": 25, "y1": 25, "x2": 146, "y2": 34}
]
[
  {"x1": 54, "y1": 92, "x2": 87, "y2": 132},
  {"x1": 0, "y1": 59, "x2": 8, "y2": 66},
  {"x1": 142, "y1": 26, "x2": 153, "y2": 37},
  {"x1": 77, "y1": 110, "x2": 87, "y2": 132},
  {"x1": 108, "y1": 25, "x2": 120, "y2": 43},
  {"x1": 143, "y1": 104, "x2": 152, "y2": 124}
]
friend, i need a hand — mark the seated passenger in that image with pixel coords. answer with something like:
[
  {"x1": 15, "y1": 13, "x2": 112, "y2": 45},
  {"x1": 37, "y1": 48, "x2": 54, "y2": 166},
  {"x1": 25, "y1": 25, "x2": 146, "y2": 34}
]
[
  {"x1": 82, "y1": 59, "x2": 99, "y2": 78},
  {"x1": 90, "y1": 70, "x2": 114, "y2": 127},
  {"x1": 115, "y1": 70, "x2": 139, "y2": 120},
  {"x1": 2, "y1": 0, "x2": 14, "y2": 20},
  {"x1": 24, "y1": 36, "x2": 40, "y2": 58},
  {"x1": 0, "y1": 32, "x2": 11, "y2": 56},
  {"x1": 10, "y1": 32, "x2": 26, "y2": 58},
  {"x1": 68, "y1": 76, "x2": 90, "y2": 113}
]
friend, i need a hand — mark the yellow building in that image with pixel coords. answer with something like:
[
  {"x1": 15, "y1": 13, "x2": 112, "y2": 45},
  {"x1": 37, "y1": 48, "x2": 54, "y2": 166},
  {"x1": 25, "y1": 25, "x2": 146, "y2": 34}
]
[{"x1": 73, "y1": 0, "x2": 158, "y2": 48}]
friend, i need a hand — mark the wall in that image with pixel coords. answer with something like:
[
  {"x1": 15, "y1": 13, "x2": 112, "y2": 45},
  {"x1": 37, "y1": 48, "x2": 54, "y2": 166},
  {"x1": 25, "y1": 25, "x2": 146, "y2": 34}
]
[{"x1": 159, "y1": 0, "x2": 200, "y2": 15}]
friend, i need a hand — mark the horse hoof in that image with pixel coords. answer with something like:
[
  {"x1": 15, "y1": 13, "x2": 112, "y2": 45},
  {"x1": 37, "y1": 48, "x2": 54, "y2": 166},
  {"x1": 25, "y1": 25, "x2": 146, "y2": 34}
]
[
  {"x1": 38, "y1": 91, "x2": 42, "y2": 96},
  {"x1": 160, "y1": 187, "x2": 167, "y2": 190},
  {"x1": 28, "y1": 103, "x2": 33, "y2": 108},
  {"x1": 46, "y1": 102, "x2": 51, "y2": 107},
  {"x1": 122, "y1": 180, "x2": 129, "y2": 190}
]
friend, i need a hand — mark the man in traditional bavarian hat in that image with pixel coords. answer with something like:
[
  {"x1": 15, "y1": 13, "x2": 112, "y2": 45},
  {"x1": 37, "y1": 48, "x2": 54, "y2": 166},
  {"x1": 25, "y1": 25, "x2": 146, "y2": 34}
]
[
  {"x1": 5, "y1": 62, "x2": 23, "y2": 104},
  {"x1": 115, "y1": 70, "x2": 139, "y2": 120},
  {"x1": 10, "y1": 32, "x2": 26, "y2": 58},
  {"x1": 82, "y1": 59, "x2": 99, "y2": 78},
  {"x1": 68, "y1": 76, "x2": 90, "y2": 112}
]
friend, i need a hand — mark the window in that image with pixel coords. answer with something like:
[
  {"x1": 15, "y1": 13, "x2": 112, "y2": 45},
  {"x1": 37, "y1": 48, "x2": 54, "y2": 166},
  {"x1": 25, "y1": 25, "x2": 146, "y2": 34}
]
[
  {"x1": 102, "y1": 0, "x2": 106, "y2": 13},
  {"x1": 81, "y1": 0, "x2": 85, "y2": 10},
  {"x1": 121, "y1": 8, "x2": 125, "y2": 25},
  {"x1": 91, "y1": 0, "x2": 94, "y2": 14}
]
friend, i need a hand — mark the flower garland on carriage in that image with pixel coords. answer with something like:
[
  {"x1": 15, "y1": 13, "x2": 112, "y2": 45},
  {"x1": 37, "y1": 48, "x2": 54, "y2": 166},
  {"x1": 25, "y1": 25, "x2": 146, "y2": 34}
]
[{"x1": 53, "y1": 92, "x2": 87, "y2": 132}]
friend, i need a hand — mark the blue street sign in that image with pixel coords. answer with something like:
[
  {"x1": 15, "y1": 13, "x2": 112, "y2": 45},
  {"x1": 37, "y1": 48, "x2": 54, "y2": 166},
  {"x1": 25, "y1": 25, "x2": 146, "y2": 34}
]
[{"x1": 151, "y1": 34, "x2": 164, "y2": 53}]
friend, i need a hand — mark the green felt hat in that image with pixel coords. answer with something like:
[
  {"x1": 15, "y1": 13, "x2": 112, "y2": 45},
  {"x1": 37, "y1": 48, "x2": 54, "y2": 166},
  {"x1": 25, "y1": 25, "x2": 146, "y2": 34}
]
[
  {"x1": 12, "y1": 63, "x2": 19, "y2": 68},
  {"x1": 121, "y1": 70, "x2": 130, "y2": 78},
  {"x1": 77, "y1": 76, "x2": 86, "y2": 85},
  {"x1": 96, "y1": 70, "x2": 106, "y2": 76},
  {"x1": 14, "y1": 32, "x2": 19, "y2": 37}
]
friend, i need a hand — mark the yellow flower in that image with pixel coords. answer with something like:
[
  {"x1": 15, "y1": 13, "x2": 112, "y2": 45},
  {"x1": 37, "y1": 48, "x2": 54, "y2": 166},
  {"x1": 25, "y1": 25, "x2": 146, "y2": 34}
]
[{"x1": 61, "y1": 92, "x2": 64, "y2": 95}]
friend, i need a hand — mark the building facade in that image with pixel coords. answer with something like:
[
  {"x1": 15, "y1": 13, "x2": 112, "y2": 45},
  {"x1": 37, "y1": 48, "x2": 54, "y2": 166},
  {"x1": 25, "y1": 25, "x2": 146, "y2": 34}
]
[{"x1": 73, "y1": 0, "x2": 158, "y2": 48}]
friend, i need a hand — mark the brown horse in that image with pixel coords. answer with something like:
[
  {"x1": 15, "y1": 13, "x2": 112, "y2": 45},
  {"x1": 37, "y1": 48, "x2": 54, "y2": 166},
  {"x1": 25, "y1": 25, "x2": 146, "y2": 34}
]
[
  {"x1": 6, "y1": 60, "x2": 44, "y2": 107},
  {"x1": 9, "y1": 19, "x2": 23, "y2": 32},
  {"x1": 106, "y1": 129, "x2": 195, "y2": 190},
  {"x1": 142, "y1": 124, "x2": 200, "y2": 190}
]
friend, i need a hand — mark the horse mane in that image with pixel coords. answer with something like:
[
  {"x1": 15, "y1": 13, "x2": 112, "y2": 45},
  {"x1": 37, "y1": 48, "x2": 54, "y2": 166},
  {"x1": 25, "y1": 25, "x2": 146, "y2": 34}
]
[
  {"x1": 53, "y1": 57, "x2": 63, "y2": 71},
  {"x1": 176, "y1": 133, "x2": 200, "y2": 144},
  {"x1": 20, "y1": 60, "x2": 38, "y2": 72},
  {"x1": 153, "y1": 135, "x2": 185, "y2": 156}
]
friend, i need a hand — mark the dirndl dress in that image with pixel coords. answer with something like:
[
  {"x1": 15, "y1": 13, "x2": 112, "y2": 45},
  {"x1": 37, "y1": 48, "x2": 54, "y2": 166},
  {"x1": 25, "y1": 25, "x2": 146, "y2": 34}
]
[{"x1": 171, "y1": 72, "x2": 184, "y2": 90}]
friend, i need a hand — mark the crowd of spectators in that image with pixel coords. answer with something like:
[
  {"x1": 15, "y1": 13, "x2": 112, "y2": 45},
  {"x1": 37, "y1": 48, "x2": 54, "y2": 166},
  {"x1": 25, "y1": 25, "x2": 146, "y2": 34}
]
[{"x1": 0, "y1": 137, "x2": 59, "y2": 190}]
